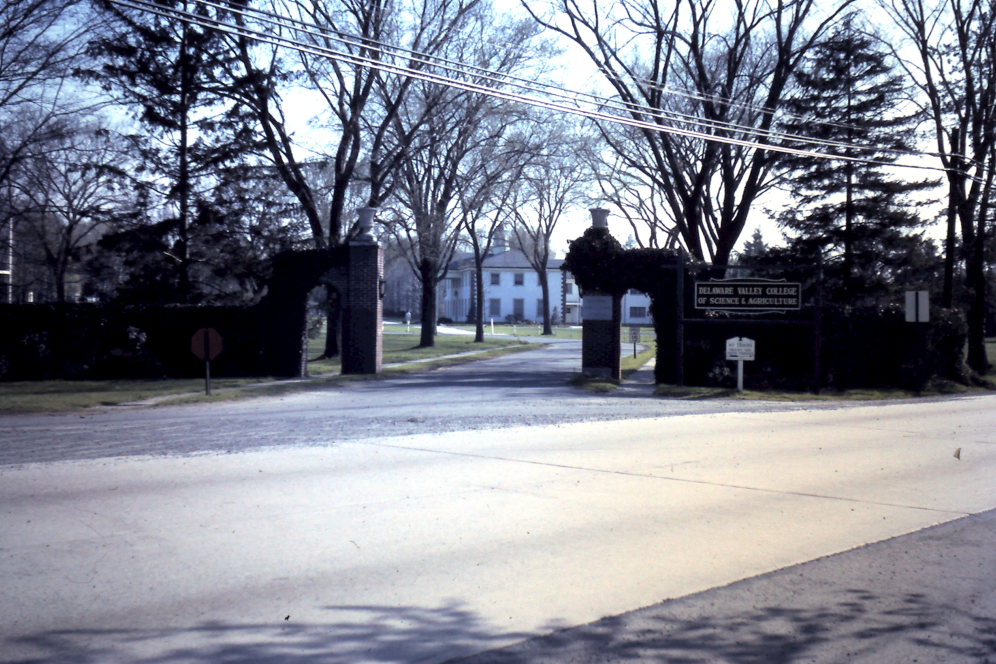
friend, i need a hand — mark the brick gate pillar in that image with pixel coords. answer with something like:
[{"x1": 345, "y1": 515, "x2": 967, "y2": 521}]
[
  {"x1": 342, "y1": 208, "x2": 384, "y2": 374},
  {"x1": 581, "y1": 208, "x2": 622, "y2": 380}
]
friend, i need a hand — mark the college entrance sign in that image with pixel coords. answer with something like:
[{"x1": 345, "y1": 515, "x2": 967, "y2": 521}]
[{"x1": 695, "y1": 279, "x2": 801, "y2": 312}]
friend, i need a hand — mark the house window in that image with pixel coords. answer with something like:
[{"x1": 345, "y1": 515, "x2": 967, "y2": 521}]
[
  {"x1": 565, "y1": 282, "x2": 573, "y2": 294},
  {"x1": 513, "y1": 298, "x2": 525, "y2": 319},
  {"x1": 490, "y1": 272, "x2": 500, "y2": 286},
  {"x1": 630, "y1": 306, "x2": 647, "y2": 319},
  {"x1": 489, "y1": 298, "x2": 501, "y2": 317},
  {"x1": 514, "y1": 273, "x2": 524, "y2": 286},
  {"x1": 536, "y1": 299, "x2": 544, "y2": 318}
]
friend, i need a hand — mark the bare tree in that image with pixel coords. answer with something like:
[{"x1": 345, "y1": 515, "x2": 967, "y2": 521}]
[
  {"x1": 523, "y1": 0, "x2": 855, "y2": 263},
  {"x1": 7, "y1": 122, "x2": 133, "y2": 302},
  {"x1": 222, "y1": 0, "x2": 482, "y2": 355},
  {"x1": 0, "y1": 0, "x2": 93, "y2": 192},
  {"x1": 510, "y1": 118, "x2": 590, "y2": 335},
  {"x1": 385, "y1": 80, "x2": 487, "y2": 347},
  {"x1": 386, "y1": 5, "x2": 545, "y2": 346},
  {"x1": 885, "y1": 0, "x2": 996, "y2": 373},
  {"x1": 458, "y1": 110, "x2": 536, "y2": 342}
]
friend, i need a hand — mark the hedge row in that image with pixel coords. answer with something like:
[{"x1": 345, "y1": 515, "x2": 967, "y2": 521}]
[
  {"x1": 564, "y1": 226, "x2": 969, "y2": 390},
  {"x1": 0, "y1": 247, "x2": 358, "y2": 382},
  {"x1": 652, "y1": 305, "x2": 966, "y2": 391},
  {"x1": 0, "y1": 303, "x2": 269, "y2": 381}
]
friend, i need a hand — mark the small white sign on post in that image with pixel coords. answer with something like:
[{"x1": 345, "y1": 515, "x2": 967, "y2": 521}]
[
  {"x1": 629, "y1": 327, "x2": 641, "y2": 358},
  {"x1": 726, "y1": 337, "x2": 756, "y2": 361},
  {"x1": 726, "y1": 337, "x2": 755, "y2": 392}
]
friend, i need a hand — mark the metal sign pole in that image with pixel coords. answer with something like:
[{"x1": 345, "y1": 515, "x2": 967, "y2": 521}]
[{"x1": 204, "y1": 329, "x2": 211, "y2": 396}]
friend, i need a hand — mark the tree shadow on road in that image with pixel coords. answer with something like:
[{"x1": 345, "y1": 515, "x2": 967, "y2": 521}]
[
  {"x1": 7, "y1": 600, "x2": 550, "y2": 664},
  {"x1": 447, "y1": 584, "x2": 996, "y2": 663}
]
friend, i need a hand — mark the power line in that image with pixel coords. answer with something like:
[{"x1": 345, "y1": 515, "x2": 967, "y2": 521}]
[
  {"x1": 184, "y1": 0, "x2": 927, "y2": 161},
  {"x1": 108, "y1": 0, "x2": 955, "y2": 177}
]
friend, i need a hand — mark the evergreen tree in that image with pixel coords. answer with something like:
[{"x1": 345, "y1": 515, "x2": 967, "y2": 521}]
[
  {"x1": 773, "y1": 14, "x2": 936, "y2": 302},
  {"x1": 83, "y1": 0, "x2": 258, "y2": 303}
]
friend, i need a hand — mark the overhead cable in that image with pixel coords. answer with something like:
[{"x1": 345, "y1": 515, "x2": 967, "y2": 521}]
[{"x1": 108, "y1": 0, "x2": 956, "y2": 176}]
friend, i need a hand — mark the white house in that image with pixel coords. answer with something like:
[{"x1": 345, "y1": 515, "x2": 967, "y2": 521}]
[
  {"x1": 620, "y1": 289, "x2": 653, "y2": 326},
  {"x1": 437, "y1": 249, "x2": 569, "y2": 324},
  {"x1": 436, "y1": 248, "x2": 653, "y2": 327}
]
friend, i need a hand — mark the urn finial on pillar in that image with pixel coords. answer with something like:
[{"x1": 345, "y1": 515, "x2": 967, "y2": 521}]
[
  {"x1": 590, "y1": 208, "x2": 609, "y2": 229},
  {"x1": 355, "y1": 207, "x2": 378, "y2": 242}
]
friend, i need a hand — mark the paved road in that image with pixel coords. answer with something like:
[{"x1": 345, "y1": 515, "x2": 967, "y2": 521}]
[
  {"x1": 2, "y1": 342, "x2": 995, "y2": 663},
  {"x1": 452, "y1": 507, "x2": 996, "y2": 663},
  {"x1": 1, "y1": 341, "x2": 818, "y2": 467}
]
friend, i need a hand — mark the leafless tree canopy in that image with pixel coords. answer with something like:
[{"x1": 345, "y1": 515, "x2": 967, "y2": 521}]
[{"x1": 523, "y1": 0, "x2": 855, "y2": 263}]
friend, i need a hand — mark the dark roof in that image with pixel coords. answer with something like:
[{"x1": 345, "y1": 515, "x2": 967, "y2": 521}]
[{"x1": 448, "y1": 249, "x2": 563, "y2": 271}]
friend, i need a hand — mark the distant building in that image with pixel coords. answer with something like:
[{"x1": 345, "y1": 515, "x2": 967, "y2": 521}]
[
  {"x1": 437, "y1": 249, "x2": 565, "y2": 323},
  {"x1": 436, "y1": 249, "x2": 652, "y2": 326}
]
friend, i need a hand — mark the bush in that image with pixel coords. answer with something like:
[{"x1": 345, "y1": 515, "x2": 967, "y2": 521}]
[{"x1": 822, "y1": 304, "x2": 966, "y2": 389}]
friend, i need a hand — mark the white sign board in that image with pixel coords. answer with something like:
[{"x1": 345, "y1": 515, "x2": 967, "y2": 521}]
[
  {"x1": 726, "y1": 337, "x2": 756, "y2": 361},
  {"x1": 629, "y1": 327, "x2": 641, "y2": 343},
  {"x1": 582, "y1": 295, "x2": 613, "y2": 321},
  {"x1": 905, "y1": 290, "x2": 929, "y2": 323}
]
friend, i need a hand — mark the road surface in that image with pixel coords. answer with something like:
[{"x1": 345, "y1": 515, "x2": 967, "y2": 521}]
[{"x1": 2, "y1": 342, "x2": 994, "y2": 663}]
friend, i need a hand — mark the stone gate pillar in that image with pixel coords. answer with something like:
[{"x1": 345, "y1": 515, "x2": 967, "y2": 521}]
[
  {"x1": 581, "y1": 208, "x2": 622, "y2": 380},
  {"x1": 342, "y1": 207, "x2": 384, "y2": 374}
]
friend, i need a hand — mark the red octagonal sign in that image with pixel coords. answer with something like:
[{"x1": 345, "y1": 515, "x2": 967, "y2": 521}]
[{"x1": 191, "y1": 327, "x2": 222, "y2": 361}]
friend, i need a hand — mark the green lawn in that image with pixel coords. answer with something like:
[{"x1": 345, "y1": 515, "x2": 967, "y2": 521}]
[
  {"x1": 0, "y1": 377, "x2": 265, "y2": 415},
  {"x1": 438, "y1": 323, "x2": 657, "y2": 342},
  {"x1": 1, "y1": 332, "x2": 536, "y2": 415},
  {"x1": 987, "y1": 338, "x2": 996, "y2": 376},
  {"x1": 305, "y1": 330, "x2": 528, "y2": 373}
]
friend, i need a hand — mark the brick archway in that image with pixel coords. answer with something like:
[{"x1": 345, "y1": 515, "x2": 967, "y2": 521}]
[{"x1": 258, "y1": 237, "x2": 383, "y2": 377}]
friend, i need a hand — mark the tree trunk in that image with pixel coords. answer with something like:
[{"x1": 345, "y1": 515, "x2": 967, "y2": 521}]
[
  {"x1": 177, "y1": 16, "x2": 192, "y2": 303},
  {"x1": 843, "y1": 161, "x2": 854, "y2": 299},
  {"x1": 323, "y1": 294, "x2": 341, "y2": 358},
  {"x1": 474, "y1": 262, "x2": 485, "y2": 342},
  {"x1": 943, "y1": 194, "x2": 956, "y2": 308},
  {"x1": 966, "y1": 215, "x2": 989, "y2": 373},
  {"x1": 538, "y1": 269, "x2": 552, "y2": 335},
  {"x1": 419, "y1": 261, "x2": 436, "y2": 347}
]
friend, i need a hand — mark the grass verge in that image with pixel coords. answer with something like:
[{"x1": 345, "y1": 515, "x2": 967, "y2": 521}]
[
  {"x1": 1, "y1": 335, "x2": 538, "y2": 415},
  {"x1": 167, "y1": 342, "x2": 538, "y2": 406},
  {"x1": 306, "y1": 332, "x2": 526, "y2": 374},
  {"x1": 569, "y1": 342, "x2": 657, "y2": 393},
  {"x1": 0, "y1": 378, "x2": 265, "y2": 415}
]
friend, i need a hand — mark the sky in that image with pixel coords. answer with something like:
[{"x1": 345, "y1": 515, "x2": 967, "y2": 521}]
[{"x1": 266, "y1": 0, "x2": 951, "y2": 263}]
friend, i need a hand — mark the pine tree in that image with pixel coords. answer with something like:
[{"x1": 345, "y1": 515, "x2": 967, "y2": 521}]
[
  {"x1": 84, "y1": 0, "x2": 258, "y2": 302},
  {"x1": 773, "y1": 14, "x2": 936, "y2": 302}
]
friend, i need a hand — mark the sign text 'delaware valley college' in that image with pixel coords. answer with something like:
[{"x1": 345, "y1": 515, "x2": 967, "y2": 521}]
[{"x1": 694, "y1": 280, "x2": 801, "y2": 312}]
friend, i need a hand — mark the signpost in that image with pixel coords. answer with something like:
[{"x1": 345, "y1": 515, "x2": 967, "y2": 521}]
[
  {"x1": 191, "y1": 327, "x2": 222, "y2": 395},
  {"x1": 726, "y1": 336, "x2": 755, "y2": 392},
  {"x1": 629, "y1": 326, "x2": 641, "y2": 358}
]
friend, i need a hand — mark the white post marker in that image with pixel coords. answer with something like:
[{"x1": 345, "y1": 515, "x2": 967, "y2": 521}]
[
  {"x1": 905, "y1": 290, "x2": 929, "y2": 322},
  {"x1": 629, "y1": 326, "x2": 641, "y2": 358},
  {"x1": 905, "y1": 291, "x2": 930, "y2": 392},
  {"x1": 726, "y1": 337, "x2": 756, "y2": 392}
]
